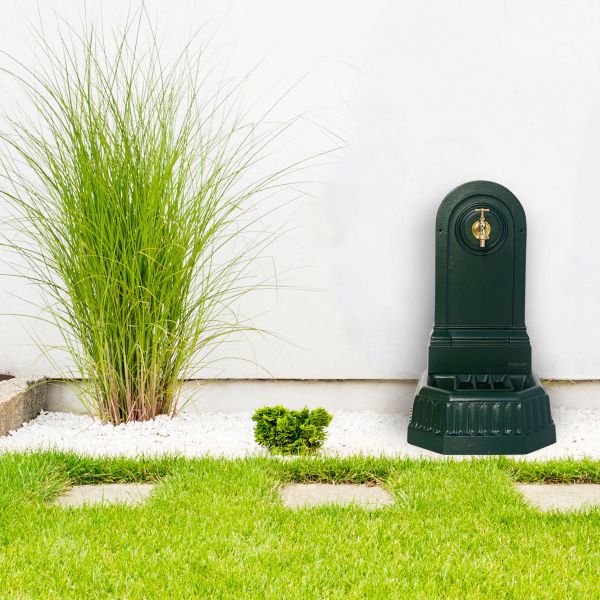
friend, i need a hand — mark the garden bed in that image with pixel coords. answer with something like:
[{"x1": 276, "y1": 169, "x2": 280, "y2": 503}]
[{"x1": 1, "y1": 406, "x2": 599, "y2": 459}]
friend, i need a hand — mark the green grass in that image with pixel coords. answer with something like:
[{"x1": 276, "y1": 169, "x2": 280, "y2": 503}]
[{"x1": 0, "y1": 453, "x2": 598, "y2": 599}]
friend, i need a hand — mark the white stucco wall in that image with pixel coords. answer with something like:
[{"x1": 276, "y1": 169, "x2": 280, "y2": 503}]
[{"x1": 1, "y1": 0, "x2": 599, "y2": 381}]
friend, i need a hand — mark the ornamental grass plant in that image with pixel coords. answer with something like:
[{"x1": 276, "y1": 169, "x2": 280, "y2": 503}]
[{"x1": 0, "y1": 13, "x2": 316, "y2": 423}]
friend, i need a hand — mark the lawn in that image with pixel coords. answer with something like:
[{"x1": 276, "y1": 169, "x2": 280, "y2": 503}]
[{"x1": 0, "y1": 453, "x2": 599, "y2": 599}]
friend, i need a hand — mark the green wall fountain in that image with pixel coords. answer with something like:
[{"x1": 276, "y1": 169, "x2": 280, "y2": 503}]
[{"x1": 407, "y1": 181, "x2": 556, "y2": 454}]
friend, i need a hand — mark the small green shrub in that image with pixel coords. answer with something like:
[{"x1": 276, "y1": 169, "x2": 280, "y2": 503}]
[{"x1": 252, "y1": 406, "x2": 332, "y2": 454}]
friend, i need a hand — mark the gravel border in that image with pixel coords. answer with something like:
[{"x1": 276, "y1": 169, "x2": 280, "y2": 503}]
[{"x1": 0, "y1": 407, "x2": 598, "y2": 459}]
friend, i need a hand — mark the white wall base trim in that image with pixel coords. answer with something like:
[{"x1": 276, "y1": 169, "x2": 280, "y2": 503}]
[{"x1": 45, "y1": 379, "x2": 599, "y2": 415}]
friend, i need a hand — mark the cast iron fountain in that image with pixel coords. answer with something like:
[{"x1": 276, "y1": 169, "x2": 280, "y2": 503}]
[{"x1": 407, "y1": 181, "x2": 556, "y2": 454}]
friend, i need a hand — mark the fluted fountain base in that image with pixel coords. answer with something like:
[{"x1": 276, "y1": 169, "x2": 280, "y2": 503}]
[{"x1": 407, "y1": 371, "x2": 556, "y2": 455}]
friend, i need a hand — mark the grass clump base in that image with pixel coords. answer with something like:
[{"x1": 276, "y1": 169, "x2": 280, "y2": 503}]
[
  {"x1": 0, "y1": 453, "x2": 598, "y2": 598},
  {"x1": 252, "y1": 405, "x2": 332, "y2": 454}
]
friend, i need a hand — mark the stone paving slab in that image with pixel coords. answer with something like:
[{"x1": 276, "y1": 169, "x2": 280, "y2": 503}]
[
  {"x1": 280, "y1": 483, "x2": 394, "y2": 509},
  {"x1": 53, "y1": 483, "x2": 155, "y2": 507},
  {"x1": 516, "y1": 483, "x2": 600, "y2": 512}
]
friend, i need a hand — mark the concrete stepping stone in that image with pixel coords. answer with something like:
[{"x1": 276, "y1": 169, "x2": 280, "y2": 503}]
[
  {"x1": 280, "y1": 483, "x2": 394, "y2": 509},
  {"x1": 53, "y1": 483, "x2": 155, "y2": 507},
  {"x1": 516, "y1": 483, "x2": 600, "y2": 512}
]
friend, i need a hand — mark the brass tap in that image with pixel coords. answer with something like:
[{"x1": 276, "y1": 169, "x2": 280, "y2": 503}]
[{"x1": 471, "y1": 208, "x2": 490, "y2": 248}]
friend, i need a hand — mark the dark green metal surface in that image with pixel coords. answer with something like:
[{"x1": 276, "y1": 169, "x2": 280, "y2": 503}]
[{"x1": 407, "y1": 181, "x2": 555, "y2": 455}]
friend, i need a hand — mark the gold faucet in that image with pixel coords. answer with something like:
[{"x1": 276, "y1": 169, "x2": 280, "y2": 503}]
[{"x1": 471, "y1": 208, "x2": 490, "y2": 248}]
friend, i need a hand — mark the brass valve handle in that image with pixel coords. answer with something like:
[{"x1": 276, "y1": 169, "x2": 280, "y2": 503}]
[{"x1": 471, "y1": 208, "x2": 490, "y2": 248}]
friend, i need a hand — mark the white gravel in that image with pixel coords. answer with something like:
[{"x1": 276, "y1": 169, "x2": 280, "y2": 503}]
[{"x1": 0, "y1": 407, "x2": 598, "y2": 459}]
